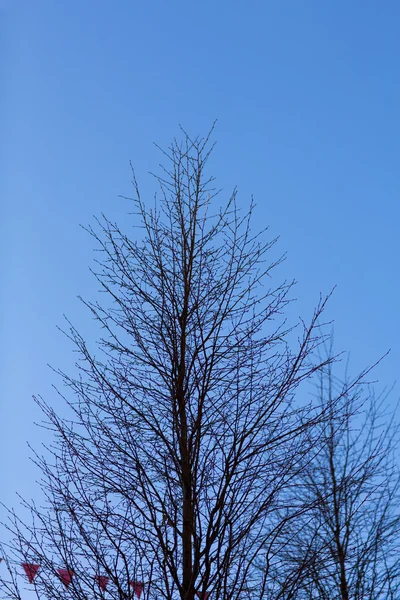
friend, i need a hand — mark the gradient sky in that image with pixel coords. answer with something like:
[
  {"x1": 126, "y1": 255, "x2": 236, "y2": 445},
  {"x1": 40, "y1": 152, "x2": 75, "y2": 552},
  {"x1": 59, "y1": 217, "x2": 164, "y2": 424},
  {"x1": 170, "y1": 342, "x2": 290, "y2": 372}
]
[{"x1": 1, "y1": 0, "x2": 400, "y2": 589}]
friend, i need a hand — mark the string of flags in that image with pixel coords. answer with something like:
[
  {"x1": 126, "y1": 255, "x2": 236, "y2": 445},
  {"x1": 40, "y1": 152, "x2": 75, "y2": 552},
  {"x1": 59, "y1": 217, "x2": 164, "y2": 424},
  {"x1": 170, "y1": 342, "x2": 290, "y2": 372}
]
[
  {"x1": 19, "y1": 563, "x2": 143, "y2": 596},
  {"x1": 0, "y1": 561, "x2": 209, "y2": 598}
]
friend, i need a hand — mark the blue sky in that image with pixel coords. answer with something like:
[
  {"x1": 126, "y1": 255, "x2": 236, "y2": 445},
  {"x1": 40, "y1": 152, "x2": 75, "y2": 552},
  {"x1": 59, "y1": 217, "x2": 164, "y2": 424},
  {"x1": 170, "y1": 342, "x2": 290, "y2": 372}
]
[{"x1": 1, "y1": 0, "x2": 400, "y2": 579}]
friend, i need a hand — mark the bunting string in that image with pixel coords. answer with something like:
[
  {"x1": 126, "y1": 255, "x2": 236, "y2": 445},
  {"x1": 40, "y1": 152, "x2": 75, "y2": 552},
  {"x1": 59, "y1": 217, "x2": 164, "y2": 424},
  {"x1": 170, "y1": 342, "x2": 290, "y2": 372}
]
[{"x1": 0, "y1": 560, "x2": 209, "y2": 598}]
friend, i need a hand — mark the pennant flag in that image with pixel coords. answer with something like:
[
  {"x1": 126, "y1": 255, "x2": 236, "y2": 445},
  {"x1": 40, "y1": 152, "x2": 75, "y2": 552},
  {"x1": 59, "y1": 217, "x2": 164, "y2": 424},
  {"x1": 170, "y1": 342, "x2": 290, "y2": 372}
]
[
  {"x1": 22, "y1": 563, "x2": 40, "y2": 584},
  {"x1": 196, "y1": 592, "x2": 210, "y2": 600},
  {"x1": 57, "y1": 568, "x2": 74, "y2": 587},
  {"x1": 95, "y1": 575, "x2": 109, "y2": 591},
  {"x1": 130, "y1": 580, "x2": 144, "y2": 598}
]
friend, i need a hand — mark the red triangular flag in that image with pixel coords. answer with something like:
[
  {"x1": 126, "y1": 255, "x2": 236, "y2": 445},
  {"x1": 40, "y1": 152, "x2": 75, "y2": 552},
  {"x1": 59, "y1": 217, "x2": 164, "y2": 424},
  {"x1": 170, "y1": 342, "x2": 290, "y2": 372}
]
[
  {"x1": 22, "y1": 563, "x2": 40, "y2": 583},
  {"x1": 196, "y1": 592, "x2": 210, "y2": 600},
  {"x1": 95, "y1": 575, "x2": 109, "y2": 591},
  {"x1": 130, "y1": 580, "x2": 144, "y2": 598},
  {"x1": 57, "y1": 568, "x2": 74, "y2": 587}
]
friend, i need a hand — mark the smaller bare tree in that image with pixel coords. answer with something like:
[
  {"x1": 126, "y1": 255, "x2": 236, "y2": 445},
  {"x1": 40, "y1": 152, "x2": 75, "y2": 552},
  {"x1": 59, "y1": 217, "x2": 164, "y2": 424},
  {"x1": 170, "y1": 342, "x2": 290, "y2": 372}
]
[{"x1": 274, "y1": 360, "x2": 400, "y2": 600}]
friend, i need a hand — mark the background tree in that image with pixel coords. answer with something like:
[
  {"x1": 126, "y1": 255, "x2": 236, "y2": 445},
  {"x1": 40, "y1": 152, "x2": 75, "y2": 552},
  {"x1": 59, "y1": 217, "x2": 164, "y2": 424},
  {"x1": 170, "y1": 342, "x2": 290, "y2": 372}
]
[
  {"x1": 274, "y1": 361, "x2": 400, "y2": 600},
  {"x1": 1, "y1": 130, "x2": 347, "y2": 600}
]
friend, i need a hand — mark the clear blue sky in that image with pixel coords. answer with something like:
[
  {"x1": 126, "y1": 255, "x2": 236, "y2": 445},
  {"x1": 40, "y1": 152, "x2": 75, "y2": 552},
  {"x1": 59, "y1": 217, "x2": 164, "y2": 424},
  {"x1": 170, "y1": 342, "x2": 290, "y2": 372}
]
[{"x1": 1, "y1": 0, "x2": 400, "y2": 560}]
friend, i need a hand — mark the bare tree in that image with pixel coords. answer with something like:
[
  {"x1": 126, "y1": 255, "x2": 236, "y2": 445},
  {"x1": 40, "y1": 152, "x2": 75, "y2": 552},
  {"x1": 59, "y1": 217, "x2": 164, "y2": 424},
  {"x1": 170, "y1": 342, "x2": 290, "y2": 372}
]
[
  {"x1": 274, "y1": 361, "x2": 400, "y2": 600},
  {"x1": 1, "y1": 129, "x2": 343, "y2": 600}
]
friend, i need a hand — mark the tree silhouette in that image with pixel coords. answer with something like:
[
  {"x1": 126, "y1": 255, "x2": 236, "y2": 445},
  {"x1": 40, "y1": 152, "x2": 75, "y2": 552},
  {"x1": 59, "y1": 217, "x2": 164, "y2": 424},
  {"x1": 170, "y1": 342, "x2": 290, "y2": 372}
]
[
  {"x1": 274, "y1": 361, "x2": 400, "y2": 600},
  {"x1": 1, "y1": 129, "x2": 343, "y2": 600}
]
